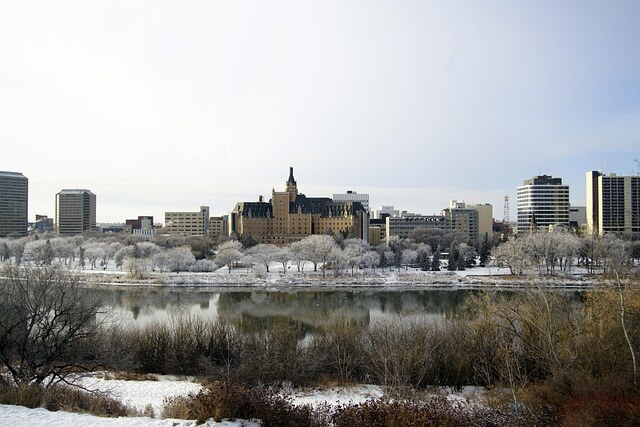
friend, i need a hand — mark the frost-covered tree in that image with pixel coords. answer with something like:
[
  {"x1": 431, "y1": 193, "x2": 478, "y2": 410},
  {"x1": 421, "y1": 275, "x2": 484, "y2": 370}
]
[
  {"x1": 274, "y1": 247, "x2": 293, "y2": 274},
  {"x1": 215, "y1": 241, "x2": 244, "y2": 273},
  {"x1": 136, "y1": 242, "x2": 162, "y2": 259},
  {"x1": 166, "y1": 246, "x2": 196, "y2": 272},
  {"x1": 114, "y1": 245, "x2": 134, "y2": 270},
  {"x1": 344, "y1": 239, "x2": 370, "y2": 276},
  {"x1": 289, "y1": 235, "x2": 338, "y2": 276},
  {"x1": 360, "y1": 250, "x2": 381, "y2": 272},
  {"x1": 247, "y1": 244, "x2": 280, "y2": 273},
  {"x1": 301, "y1": 235, "x2": 338, "y2": 277},
  {"x1": 100, "y1": 241, "x2": 123, "y2": 269},
  {"x1": 458, "y1": 243, "x2": 477, "y2": 269},
  {"x1": 83, "y1": 244, "x2": 105, "y2": 270},
  {"x1": 290, "y1": 240, "x2": 309, "y2": 272},
  {"x1": 401, "y1": 249, "x2": 418, "y2": 270},
  {"x1": 151, "y1": 251, "x2": 170, "y2": 273},
  {"x1": 329, "y1": 247, "x2": 349, "y2": 277},
  {"x1": 492, "y1": 237, "x2": 528, "y2": 275},
  {"x1": 50, "y1": 237, "x2": 75, "y2": 267},
  {"x1": 190, "y1": 259, "x2": 217, "y2": 272},
  {"x1": 23, "y1": 240, "x2": 48, "y2": 266},
  {"x1": 8, "y1": 238, "x2": 28, "y2": 265}
]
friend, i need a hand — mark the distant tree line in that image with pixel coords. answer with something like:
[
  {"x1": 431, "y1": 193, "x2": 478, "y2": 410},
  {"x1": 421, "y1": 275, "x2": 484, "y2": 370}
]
[{"x1": 2, "y1": 227, "x2": 640, "y2": 278}]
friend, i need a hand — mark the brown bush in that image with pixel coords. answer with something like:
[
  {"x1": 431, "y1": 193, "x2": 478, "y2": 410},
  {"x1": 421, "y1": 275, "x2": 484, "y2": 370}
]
[
  {"x1": 524, "y1": 375, "x2": 640, "y2": 426},
  {"x1": 163, "y1": 380, "x2": 321, "y2": 426},
  {"x1": 332, "y1": 397, "x2": 555, "y2": 427},
  {"x1": 0, "y1": 379, "x2": 130, "y2": 417}
]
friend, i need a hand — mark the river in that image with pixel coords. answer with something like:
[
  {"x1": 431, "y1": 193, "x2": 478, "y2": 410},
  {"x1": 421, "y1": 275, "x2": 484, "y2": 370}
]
[{"x1": 91, "y1": 287, "x2": 585, "y2": 331}]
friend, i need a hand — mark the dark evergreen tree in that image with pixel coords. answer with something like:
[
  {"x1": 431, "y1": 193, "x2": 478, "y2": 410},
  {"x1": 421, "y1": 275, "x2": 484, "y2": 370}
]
[
  {"x1": 239, "y1": 233, "x2": 258, "y2": 248},
  {"x1": 448, "y1": 248, "x2": 459, "y2": 271},
  {"x1": 78, "y1": 246, "x2": 85, "y2": 270},
  {"x1": 417, "y1": 250, "x2": 430, "y2": 271},
  {"x1": 431, "y1": 250, "x2": 441, "y2": 271},
  {"x1": 43, "y1": 240, "x2": 54, "y2": 266},
  {"x1": 479, "y1": 233, "x2": 490, "y2": 266}
]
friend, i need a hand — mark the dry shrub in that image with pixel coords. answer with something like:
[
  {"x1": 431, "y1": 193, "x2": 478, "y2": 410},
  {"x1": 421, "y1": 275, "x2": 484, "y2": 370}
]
[
  {"x1": 235, "y1": 320, "x2": 320, "y2": 386},
  {"x1": 312, "y1": 314, "x2": 367, "y2": 385},
  {"x1": 0, "y1": 379, "x2": 130, "y2": 417},
  {"x1": 163, "y1": 380, "x2": 320, "y2": 426},
  {"x1": 524, "y1": 375, "x2": 640, "y2": 426},
  {"x1": 364, "y1": 317, "x2": 462, "y2": 389},
  {"x1": 332, "y1": 397, "x2": 555, "y2": 427},
  {"x1": 122, "y1": 316, "x2": 241, "y2": 377}
]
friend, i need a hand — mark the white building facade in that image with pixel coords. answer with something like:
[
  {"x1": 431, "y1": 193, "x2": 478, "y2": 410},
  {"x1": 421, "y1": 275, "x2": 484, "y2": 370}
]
[
  {"x1": 333, "y1": 191, "x2": 369, "y2": 212},
  {"x1": 517, "y1": 175, "x2": 569, "y2": 234}
]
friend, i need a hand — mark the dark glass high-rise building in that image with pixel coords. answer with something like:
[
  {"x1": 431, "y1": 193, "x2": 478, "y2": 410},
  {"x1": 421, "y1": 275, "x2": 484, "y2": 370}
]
[{"x1": 0, "y1": 171, "x2": 28, "y2": 237}]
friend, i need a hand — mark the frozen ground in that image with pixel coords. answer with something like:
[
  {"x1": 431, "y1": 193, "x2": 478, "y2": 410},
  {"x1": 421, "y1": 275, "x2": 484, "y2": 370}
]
[
  {"x1": 75, "y1": 373, "x2": 203, "y2": 417},
  {"x1": 79, "y1": 263, "x2": 593, "y2": 290},
  {"x1": 0, "y1": 404, "x2": 259, "y2": 426},
  {"x1": 0, "y1": 375, "x2": 484, "y2": 426}
]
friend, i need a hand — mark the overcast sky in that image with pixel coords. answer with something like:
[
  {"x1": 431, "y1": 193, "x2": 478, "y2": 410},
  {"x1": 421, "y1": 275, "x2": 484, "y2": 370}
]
[{"x1": 1, "y1": 1, "x2": 639, "y2": 223}]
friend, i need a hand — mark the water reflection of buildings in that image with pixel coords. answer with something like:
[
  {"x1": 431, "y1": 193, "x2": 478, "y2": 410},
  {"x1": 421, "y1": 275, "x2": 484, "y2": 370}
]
[
  {"x1": 93, "y1": 288, "x2": 521, "y2": 330},
  {"x1": 215, "y1": 290, "x2": 476, "y2": 332}
]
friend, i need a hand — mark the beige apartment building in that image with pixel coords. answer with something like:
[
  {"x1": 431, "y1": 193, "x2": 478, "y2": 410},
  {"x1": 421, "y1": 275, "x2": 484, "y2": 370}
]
[
  {"x1": 163, "y1": 206, "x2": 210, "y2": 236},
  {"x1": 229, "y1": 168, "x2": 369, "y2": 245},
  {"x1": 586, "y1": 171, "x2": 640, "y2": 235},
  {"x1": 55, "y1": 189, "x2": 96, "y2": 235},
  {"x1": 209, "y1": 216, "x2": 228, "y2": 238}
]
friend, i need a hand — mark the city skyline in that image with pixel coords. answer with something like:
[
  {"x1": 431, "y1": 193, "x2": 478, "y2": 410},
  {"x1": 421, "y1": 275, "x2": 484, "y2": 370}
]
[{"x1": 2, "y1": 1, "x2": 639, "y2": 222}]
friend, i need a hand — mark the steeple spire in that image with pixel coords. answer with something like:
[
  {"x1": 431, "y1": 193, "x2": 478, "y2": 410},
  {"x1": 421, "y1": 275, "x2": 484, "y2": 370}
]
[
  {"x1": 287, "y1": 167, "x2": 296, "y2": 186},
  {"x1": 286, "y1": 166, "x2": 298, "y2": 201}
]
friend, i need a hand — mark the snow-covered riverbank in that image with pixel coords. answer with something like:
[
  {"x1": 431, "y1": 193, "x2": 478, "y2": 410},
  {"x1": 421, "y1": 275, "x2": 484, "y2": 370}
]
[{"x1": 80, "y1": 266, "x2": 595, "y2": 290}]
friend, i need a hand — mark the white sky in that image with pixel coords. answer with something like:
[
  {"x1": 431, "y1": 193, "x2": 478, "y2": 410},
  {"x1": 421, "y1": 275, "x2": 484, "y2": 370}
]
[{"x1": 1, "y1": 1, "x2": 639, "y2": 223}]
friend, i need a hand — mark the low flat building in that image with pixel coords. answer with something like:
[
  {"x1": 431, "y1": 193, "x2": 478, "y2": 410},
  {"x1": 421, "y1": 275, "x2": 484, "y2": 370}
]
[
  {"x1": 386, "y1": 214, "x2": 446, "y2": 242},
  {"x1": 125, "y1": 215, "x2": 156, "y2": 237}
]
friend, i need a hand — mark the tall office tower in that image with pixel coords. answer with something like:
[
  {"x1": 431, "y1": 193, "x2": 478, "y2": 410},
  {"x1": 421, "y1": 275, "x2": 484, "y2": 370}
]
[
  {"x1": 55, "y1": 189, "x2": 96, "y2": 235},
  {"x1": 517, "y1": 175, "x2": 569, "y2": 234},
  {"x1": 0, "y1": 171, "x2": 28, "y2": 237},
  {"x1": 586, "y1": 171, "x2": 640, "y2": 235}
]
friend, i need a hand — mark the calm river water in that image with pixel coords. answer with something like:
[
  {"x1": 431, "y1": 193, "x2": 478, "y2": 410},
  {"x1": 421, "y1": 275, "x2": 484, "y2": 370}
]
[{"x1": 92, "y1": 287, "x2": 585, "y2": 331}]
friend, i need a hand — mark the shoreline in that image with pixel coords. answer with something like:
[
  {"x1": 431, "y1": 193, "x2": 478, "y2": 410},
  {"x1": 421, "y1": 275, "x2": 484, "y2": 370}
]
[{"x1": 80, "y1": 268, "x2": 599, "y2": 291}]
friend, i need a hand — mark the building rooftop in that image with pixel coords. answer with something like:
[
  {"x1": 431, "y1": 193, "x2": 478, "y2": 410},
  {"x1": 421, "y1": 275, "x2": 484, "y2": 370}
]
[
  {"x1": 0, "y1": 170, "x2": 27, "y2": 178},
  {"x1": 57, "y1": 189, "x2": 95, "y2": 195}
]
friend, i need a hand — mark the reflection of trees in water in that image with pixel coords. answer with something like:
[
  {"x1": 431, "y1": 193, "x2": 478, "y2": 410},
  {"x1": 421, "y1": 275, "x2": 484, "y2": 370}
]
[
  {"x1": 88, "y1": 288, "x2": 217, "y2": 319},
  {"x1": 233, "y1": 314, "x2": 317, "y2": 337},
  {"x1": 216, "y1": 290, "x2": 483, "y2": 331},
  {"x1": 217, "y1": 292, "x2": 370, "y2": 332},
  {"x1": 86, "y1": 287, "x2": 584, "y2": 330}
]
